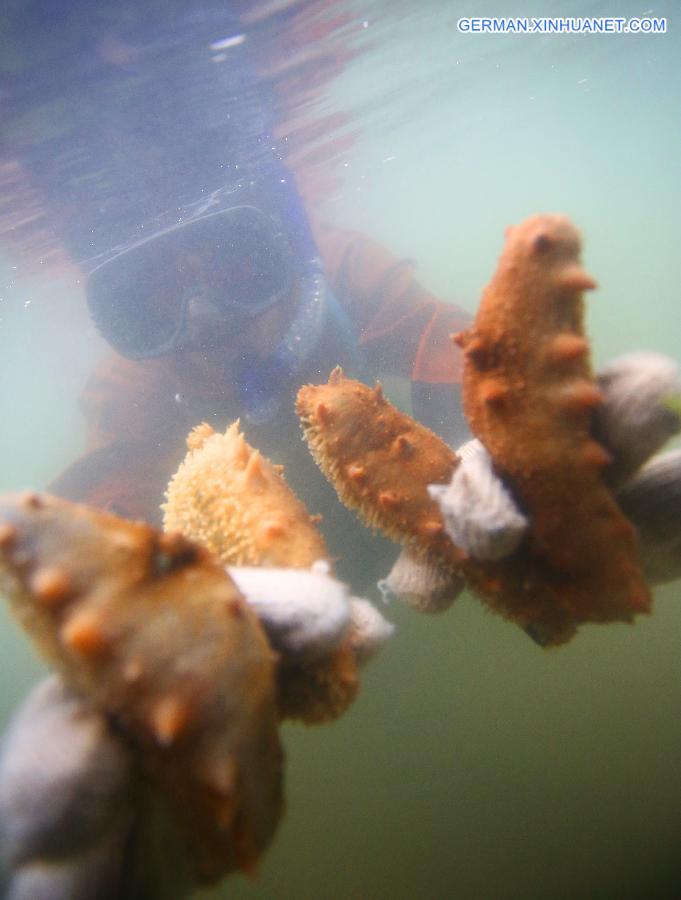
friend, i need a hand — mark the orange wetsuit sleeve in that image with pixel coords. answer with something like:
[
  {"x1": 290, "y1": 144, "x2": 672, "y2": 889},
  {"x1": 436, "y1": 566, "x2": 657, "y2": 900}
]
[
  {"x1": 51, "y1": 354, "x2": 186, "y2": 523},
  {"x1": 79, "y1": 354, "x2": 177, "y2": 450},
  {"x1": 314, "y1": 224, "x2": 472, "y2": 384}
]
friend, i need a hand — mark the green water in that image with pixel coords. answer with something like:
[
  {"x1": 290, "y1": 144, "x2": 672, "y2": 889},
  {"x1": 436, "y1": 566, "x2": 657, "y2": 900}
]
[{"x1": 1, "y1": 1, "x2": 681, "y2": 898}]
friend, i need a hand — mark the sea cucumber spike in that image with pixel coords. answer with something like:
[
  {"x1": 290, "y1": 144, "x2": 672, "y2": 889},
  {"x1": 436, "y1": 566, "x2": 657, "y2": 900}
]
[
  {"x1": 328, "y1": 366, "x2": 345, "y2": 385},
  {"x1": 372, "y1": 383, "x2": 386, "y2": 404},
  {"x1": 315, "y1": 402, "x2": 332, "y2": 425},
  {"x1": 257, "y1": 516, "x2": 286, "y2": 541},
  {"x1": 156, "y1": 530, "x2": 199, "y2": 565},
  {"x1": 559, "y1": 381, "x2": 603, "y2": 412},
  {"x1": 225, "y1": 419, "x2": 241, "y2": 440},
  {"x1": 149, "y1": 695, "x2": 191, "y2": 747},
  {"x1": 421, "y1": 520, "x2": 444, "y2": 537},
  {"x1": 480, "y1": 380, "x2": 509, "y2": 407},
  {"x1": 232, "y1": 431, "x2": 250, "y2": 466},
  {"x1": 346, "y1": 463, "x2": 366, "y2": 481},
  {"x1": 451, "y1": 330, "x2": 468, "y2": 349},
  {"x1": 547, "y1": 334, "x2": 589, "y2": 363},
  {"x1": 581, "y1": 440, "x2": 613, "y2": 468},
  {"x1": 392, "y1": 435, "x2": 415, "y2": 459},
  {"x1": 555, "y1": 265, "x2": 597, "y2": 293},
  {"x1": 60, "y1": 610, "x2": 108, "y2": 658},
  {"x1": 463, "y1": 336, "x2": 488, "y2": 367},
  {"x1": 29, "y1": 566, "x2": 72, "y2": 607},
  {"x1": 378, "y1": 491, "x2": 400, "y2": 510},
  {"x1": 187, "y1": 422, "x2": 215, "y2": 451},
  {"x1": 532, "y1": 231, "x2": 554, "y2": 254},
  {"x1": 244, "y1": 451, "x2": 266, "y2": 488}
]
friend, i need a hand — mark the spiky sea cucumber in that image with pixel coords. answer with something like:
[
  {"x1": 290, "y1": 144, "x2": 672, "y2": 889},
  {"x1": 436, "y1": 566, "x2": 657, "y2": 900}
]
[
  {"x1": 162, "y1": 422, "x2": 361, "y2": 722},
  {"x1": 454, "y1": 214, "x2": 650, "y2": 640},
  {"x1": 0, "y1": 492, "x2": 283, "y2": 882},
  {"x1": 163, "y1": 421, "x2": 328, "y2": 568},
  {"x1": 296, "y1": 369, "x2": 464, "y2": 567}
]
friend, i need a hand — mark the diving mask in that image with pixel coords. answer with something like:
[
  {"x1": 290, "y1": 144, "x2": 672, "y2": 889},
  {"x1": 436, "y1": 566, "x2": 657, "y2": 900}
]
[{"x1": 86, "y1": 206, "x2": 294, "y2": 359}]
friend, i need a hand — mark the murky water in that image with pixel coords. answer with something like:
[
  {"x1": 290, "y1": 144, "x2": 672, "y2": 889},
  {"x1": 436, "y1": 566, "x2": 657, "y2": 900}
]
[{"x1": 1, "y1": 1, "x2": 680, "y2": 897}]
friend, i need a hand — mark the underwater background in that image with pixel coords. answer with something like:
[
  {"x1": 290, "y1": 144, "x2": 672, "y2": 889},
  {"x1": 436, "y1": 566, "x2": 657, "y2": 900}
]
[{"x1": 1, "y1": 0, "x2": 680, "y2": 897}]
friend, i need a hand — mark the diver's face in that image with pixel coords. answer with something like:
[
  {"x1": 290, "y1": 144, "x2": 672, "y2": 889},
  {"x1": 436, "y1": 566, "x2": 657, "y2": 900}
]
[
  {"x1": 180, "y1": 292, "x2": 238, "y2": 350},
  {"x1": 173, "y1": 240, "x2": 291, "y2": 354},
  {"x1": 180, "y1": 289, "x2": 289, "y2": 359},
  {"x1": 87, "y1": 207, "x2": 294, "y2": 360},
  {"x1": 174, "y1": 249, "x2": 227, "y2": 349}
]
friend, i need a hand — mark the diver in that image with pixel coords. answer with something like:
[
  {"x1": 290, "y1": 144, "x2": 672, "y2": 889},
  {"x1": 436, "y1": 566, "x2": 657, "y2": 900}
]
[
  {"x1": 2, "y1": 1, "x2": 472, "y2": 583},
  {"x1": 53, "y1": 194, "x2": 472, "y2": 524}
]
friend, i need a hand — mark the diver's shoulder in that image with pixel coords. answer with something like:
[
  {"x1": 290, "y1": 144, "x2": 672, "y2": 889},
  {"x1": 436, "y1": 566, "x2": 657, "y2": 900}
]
[
  {"x1": 311, "y1": 218, "x2": 396, "y2": 286},
  {"x1": 88, "y1": 351, "x2": 177, "y2": 392}
]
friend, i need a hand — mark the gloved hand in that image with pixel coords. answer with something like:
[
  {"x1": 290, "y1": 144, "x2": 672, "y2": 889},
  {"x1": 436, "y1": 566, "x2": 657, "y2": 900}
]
[{"x1": 0, "y1": 677, "x2": 135, "y2": 900}]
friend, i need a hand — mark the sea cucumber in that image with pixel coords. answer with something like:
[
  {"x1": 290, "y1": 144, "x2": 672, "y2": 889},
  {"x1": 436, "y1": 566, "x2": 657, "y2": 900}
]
[
  {"x1": 296, "y1": 368, "x2": 470, "y2": 603},
  {"x1": 0, "y1": 492, "x2": 283, "y2": 883},
  {"x1": 454, "y1": 214, "x2": 650, "y2": 640},
  {"x1": 163, "y1": 421, "x2": 328, "y2": 568}
]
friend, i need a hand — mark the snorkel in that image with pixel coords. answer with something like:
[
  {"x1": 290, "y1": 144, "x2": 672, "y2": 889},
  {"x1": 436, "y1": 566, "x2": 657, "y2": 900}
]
[{"x1": 232, "y1": 161, "x2": 330, "y2": 423}]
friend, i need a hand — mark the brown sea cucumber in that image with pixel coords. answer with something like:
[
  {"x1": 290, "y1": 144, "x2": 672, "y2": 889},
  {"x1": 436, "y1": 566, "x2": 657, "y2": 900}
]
[
  {"x1": 454, "y1": 214, "x2": 650, "y2": 639},
  {"x1": 296, "y1": 369, "x2": 465, "y2": 570},
  {"x1": 0, "y1": 492, "x2": 283, "y2": 882}
]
